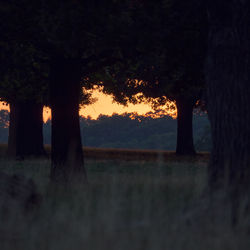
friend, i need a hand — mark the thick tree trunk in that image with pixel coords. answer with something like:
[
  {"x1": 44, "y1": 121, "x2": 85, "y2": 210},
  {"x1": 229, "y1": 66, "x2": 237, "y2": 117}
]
[
  {"x1": 206, "y1": 1, "x2": 250, "y2": 224},
  {"x1": 7, "y1": 101, "x2": 45, "y2": 158},
  {"x1": 50, "y1": 57, "x2": 86, "y2": 184},
  {"x1": 175, "y1": 98, "x2": 196, "y2": 155}
]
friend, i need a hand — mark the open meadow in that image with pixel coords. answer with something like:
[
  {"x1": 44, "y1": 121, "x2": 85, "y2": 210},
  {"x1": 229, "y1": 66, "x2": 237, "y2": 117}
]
[{"x1": 0, "y1": 145, "x2": 249, "y2": 250}]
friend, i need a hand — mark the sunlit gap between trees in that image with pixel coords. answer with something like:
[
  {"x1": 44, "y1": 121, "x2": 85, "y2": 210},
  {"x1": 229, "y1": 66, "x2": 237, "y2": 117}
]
[{"x1": 0, "y1": 88, "x2": 177, "y2": 124}]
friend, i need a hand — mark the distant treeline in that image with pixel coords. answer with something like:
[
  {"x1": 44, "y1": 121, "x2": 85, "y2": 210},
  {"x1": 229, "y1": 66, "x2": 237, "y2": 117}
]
[
  {"x1": 0, "y1": 110, "x2": 211, "y2": 151},
  {"x1": 0, "y1": 110, "x2": 8, "y2": 143}
]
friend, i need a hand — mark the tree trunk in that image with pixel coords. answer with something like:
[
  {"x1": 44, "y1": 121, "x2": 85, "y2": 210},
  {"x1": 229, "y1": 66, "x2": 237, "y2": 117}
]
[
  {"x1": 206, "y1": 0, "x2": 250, "y2": 224},
  {"x1": 7, "y1": 101, "x2": 45, "y2": 158},
  {"x1": 175, "y1": 97, "x2": 196, "y2": 155},
  {"x1": 50, "y1": 57, "x2": 86, "y2": 184}
]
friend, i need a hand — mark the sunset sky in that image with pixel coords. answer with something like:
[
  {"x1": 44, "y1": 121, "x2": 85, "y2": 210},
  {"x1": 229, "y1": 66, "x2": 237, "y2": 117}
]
[{"x1": 0, "y1": 89, "x2": 177, "y2": 122}]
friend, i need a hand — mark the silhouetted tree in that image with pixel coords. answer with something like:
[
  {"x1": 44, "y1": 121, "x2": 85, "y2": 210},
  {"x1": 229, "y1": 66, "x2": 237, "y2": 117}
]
[
  {"x1": 44, "y1": 0, "x2": 132, "y2": 183},
  {"x1": 1, "y1": 0, "x2": 134, "y2": 183},
  {"x1": 0, "y1": 39, "x2": 48, "y2": 158},
  {"x1": 206, "y1": 0, "x2": 250, "y2": 224},
  {"x1": 93, "y1": 0, "x2": 207, "y2": 155}
]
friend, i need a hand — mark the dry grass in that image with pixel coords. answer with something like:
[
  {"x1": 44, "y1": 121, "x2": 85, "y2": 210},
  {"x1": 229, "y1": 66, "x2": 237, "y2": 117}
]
[
  {"x1": 0, "y1": 143, "x2": 210, "y2": 162},
  {"x1": 83, "y1": 147, "x2": 210, "y2": 162},
  {"x1": 47, "y1": 144, "x2": 209, "y2": 162},
  {"x1": 0, "y1": 147, "x2": 249, "y2": 250}
]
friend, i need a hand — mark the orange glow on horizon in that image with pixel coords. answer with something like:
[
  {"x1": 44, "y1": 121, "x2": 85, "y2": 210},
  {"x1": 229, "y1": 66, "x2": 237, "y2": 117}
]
[
  {"x1": 79, "y1": 89, "x2": 177, "y2": 119},
  {"x1": 0, "y1": 90, "x2": 177, "y2": 123},
  {"x1": 0, "y1": 102, "x2": 52, "y2": 123},
  {"x1": 43, "y1": 106, "x2": 51, "y2": 122}
]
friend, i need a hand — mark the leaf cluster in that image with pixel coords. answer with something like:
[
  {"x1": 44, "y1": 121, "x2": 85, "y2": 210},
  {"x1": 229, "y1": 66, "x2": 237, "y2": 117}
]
[{"x1": 95, "y1": 0, "x2": 208, "y2": 107}]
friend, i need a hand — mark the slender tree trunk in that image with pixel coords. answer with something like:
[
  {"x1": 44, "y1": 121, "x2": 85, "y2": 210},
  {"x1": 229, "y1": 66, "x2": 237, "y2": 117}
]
[
  {"x1": 50, "y1": 57, "x2": 86, "y2": 184},
  {"x1": 7, "y1": 101, "x2": 45, "y2": 158},
  {"x1": 206, "y1": 0, "x2": 250, "y2": 224},
  {"x1": 175, "y1": 97, "x2": 196, "y2": 155}
]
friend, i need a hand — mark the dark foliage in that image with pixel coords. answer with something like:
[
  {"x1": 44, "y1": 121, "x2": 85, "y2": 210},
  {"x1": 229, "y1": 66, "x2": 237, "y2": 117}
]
[
  {"x1": 45, "y1": 113, "x2": 210, "y2": 151},
  {"x1": 0, "y1": 110, "x2": 9, "y2": 143},
  {"x1": 0, "y1": 111, "x2": 211, "y2": 151}
]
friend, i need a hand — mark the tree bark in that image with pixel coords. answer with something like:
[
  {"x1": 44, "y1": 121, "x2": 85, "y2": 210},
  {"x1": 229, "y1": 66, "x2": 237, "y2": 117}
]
[
  {"x1": 175, "y1": 97, "x2": 196, "y2": 155},
  {"x1": 206, "y1": 0, "x2": 250, "y2": 224},
  {"x1": 7, "y1": 101, "x2": 45, "y2": 158},
  {"x1": 50, "y1": 57, "x2": 87, "y2": 184}
]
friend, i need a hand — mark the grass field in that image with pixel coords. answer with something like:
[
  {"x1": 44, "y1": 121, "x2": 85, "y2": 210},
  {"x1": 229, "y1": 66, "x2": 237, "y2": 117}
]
[{"x1": 0, "y1": 145, "x2": 249, "y2": 250}]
